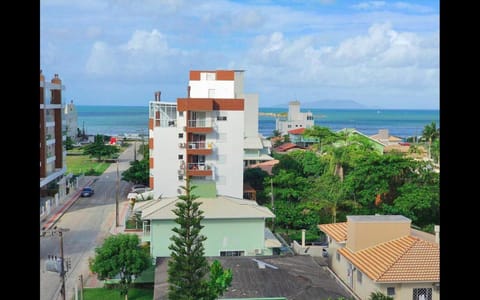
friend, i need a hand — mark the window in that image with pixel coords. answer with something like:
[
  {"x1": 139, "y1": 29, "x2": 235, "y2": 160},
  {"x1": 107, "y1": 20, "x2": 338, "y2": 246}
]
[
  {"x1": 178, "y1": 154, "x2": 183, "y2": 160},
  {"x1": 178, "y1": 133, "x2": 183, "y2": 138},
  {"x1": 357, "y1": 271, "x2": 362, "y2": 284},
  {"x1": 220, "y1": 250, "x2": 244, "y2": 256},
  {"x1": 413, "y1": 288, "x2": 432, "y2": 300},
  {"x1": 179, "y1": 111, "x2": 184, "y2": 117},
  {"x1": 336, "y1": 252, "x2": 340, "y2": 261},
  {"x1": 387, "y1": 287, "x2": 395, "y2": 296},
  {"x1": 178, "y1": 175, "x2": 183, "y2": 180},
  {"x1": 217, "y1": 116, "x2": 227, "y2": 121}
]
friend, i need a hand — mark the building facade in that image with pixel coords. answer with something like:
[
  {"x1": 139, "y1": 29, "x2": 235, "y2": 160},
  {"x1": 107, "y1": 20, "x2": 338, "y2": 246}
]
[
  {"x1": 148, "y1": 70, "x2": 272, "y2": 199},
  {"x1": 137, "y1": 196, "x2": 278, "y2": 258},
  {"x1": 40, "y1": 70, "x2": 67, "y2": 195},
  {"x1": 319, "y1": 215, "x2": 440, "y2": 300},
  {"x1": 275, "y1": 101, "x2": 314, "y2": 136},
  {"x1": 63, "y1": 100, "x2": 78, "y2": 141}
]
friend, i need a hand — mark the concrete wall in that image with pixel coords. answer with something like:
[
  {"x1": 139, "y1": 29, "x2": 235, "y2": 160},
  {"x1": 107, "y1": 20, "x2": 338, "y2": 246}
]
[
  {"x1": 346, "y1": 216, "x2": 411, "y2": 252},
  {"x1": 150, "y1": 218, "x2": 267, "y2": 257},
  {"x1": 214, "y1": 110, "x2": 244, "y2": 198},
  {"x1": 152, "y1": 127, "x2": 182, "y2": 198},
  {"x1": 189, "y1": 79, "x2": 235, "y2": 98}
]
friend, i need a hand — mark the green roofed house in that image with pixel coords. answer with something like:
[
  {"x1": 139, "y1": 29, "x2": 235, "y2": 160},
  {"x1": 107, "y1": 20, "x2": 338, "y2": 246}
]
[{"x1": 135, "y1": 195, "x2": 279, "y2": 259}]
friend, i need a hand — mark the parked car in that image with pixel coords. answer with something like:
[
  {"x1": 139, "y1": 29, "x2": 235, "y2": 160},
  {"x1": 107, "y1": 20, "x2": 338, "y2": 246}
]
[
  {"x1": 131, "y1": 184, "x2": 151, "y2": 194},
  {"x1": 80, "y1": 186, "x2": 94, "y2": 197}
]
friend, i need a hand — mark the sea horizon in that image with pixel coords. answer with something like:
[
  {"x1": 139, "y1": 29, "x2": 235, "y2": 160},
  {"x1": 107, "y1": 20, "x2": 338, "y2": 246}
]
[{"x1": 76, "y1": 105, "x2": 439, "y2": 140}]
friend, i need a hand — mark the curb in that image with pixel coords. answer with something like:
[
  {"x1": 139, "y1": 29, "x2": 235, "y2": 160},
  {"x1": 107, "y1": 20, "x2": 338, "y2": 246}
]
[{"x1": 41, "y1": 179, "x2": 96, "y2": 231}]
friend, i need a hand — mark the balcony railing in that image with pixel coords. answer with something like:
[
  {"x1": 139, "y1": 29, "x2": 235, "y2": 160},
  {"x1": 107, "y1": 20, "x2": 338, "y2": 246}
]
[
  {"x1": 187, "y1": 163, "x2": 211, "y2": 171},
  {"x1": 188, "y1": 118, "x2": 214, "y2": 128}
]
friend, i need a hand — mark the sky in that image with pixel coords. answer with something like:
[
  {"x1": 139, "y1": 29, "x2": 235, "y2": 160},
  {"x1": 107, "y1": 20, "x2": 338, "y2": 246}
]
[{"x1": 40, "y1": 0, "x2": 439, "y2": 109}]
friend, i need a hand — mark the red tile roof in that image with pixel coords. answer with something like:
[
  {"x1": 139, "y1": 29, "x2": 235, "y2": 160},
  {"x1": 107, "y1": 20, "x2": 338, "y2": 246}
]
[
  {"x1": 318, "y1": 222, "x2": 347, "y2": 243},
  {"x1": 338, "y1": 236, "x2": 439, "y2": 282},
  {"x1": 288, "y1": 128, "x2": 306, "y2": 135},
  {"x1": 274, "y1": 142, "x2": 301, "y2": 152}
]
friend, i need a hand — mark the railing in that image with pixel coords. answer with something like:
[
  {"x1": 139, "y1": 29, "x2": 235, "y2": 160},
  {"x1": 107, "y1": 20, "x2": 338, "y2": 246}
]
[
  {"x1": 187, "y1": 163, "x2": 211, "y2": 171},
  {"x1": 188, "y1": 118, "x2": 214, "y2": 128}
]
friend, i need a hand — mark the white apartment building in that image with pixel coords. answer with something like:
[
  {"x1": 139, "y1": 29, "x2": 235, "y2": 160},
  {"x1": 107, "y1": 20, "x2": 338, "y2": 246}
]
[
  {"x1": 276, "y1": 100, "x2": 314, "y2": 136},
  {"x1": 148, "y1": 70, "x2": 272, "y2": 199},
  {"x1": 63, "y1": 100, "x2": 78, "y2": 141}
]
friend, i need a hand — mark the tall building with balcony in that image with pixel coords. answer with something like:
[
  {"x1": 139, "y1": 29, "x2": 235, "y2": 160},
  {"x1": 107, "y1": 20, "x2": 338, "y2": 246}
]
[
  {"x1": 149, "y1": 70, "x2": 272, "y2": 199},
  {"x1": 40, "y1": 70, "x2": 67, "y2": 195}
]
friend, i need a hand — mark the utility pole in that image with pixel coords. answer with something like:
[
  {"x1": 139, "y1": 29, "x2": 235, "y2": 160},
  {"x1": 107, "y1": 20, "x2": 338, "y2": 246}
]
[
  {"x1": 133, "y1": 140, "x2": 137, "y2": 161},
  {"x1": 41, "y1": 226, "x2": 70, "y2": 300},
  {"x1": 116, "y1": 158, "x2": 120, "y2": 227}
]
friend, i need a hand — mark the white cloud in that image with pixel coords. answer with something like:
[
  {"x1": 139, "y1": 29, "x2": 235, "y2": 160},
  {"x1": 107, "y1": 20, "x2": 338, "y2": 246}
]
[
  {"x1": 352, "y1": 1, "x2": 386, "y2": 10},
  {"x1": 241, "y1": 22, "x2": 438, "y2": 95},
  {"x1": 85, "y1": 41, "x2": 119, "y2": 75}
]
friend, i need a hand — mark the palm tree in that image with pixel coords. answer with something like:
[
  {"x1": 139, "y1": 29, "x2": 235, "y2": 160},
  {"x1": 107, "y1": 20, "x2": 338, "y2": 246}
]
[{"x1": 422, "y1": 121, "x2": 439, "y2": 160}]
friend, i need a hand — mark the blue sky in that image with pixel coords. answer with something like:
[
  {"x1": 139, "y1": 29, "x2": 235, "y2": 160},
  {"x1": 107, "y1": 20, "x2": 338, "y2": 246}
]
[{"x1": 40, "y1": 0, "x2": 439, "y2": 109}]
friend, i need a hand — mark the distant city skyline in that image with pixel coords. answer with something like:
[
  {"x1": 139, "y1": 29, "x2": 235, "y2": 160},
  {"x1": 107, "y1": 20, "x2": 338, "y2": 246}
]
[{"x1": 41, "y1": 0, "x2": 439, "y2": 109}]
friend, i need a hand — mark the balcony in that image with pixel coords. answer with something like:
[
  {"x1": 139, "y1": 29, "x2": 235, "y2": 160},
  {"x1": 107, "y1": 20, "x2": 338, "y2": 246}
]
[
  {"x1": 186, "y1": 141, "x2": 213, "y2": 155},
  {"x1": 186, "y1": 163, "x2": 212, "y2": 177},
  {"x1": 186, "y1": 118, "x2": 214, "y2": 133}
]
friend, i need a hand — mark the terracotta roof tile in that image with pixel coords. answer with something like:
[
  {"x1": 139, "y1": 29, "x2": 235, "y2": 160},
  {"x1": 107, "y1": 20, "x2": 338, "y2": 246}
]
[
  {"x1": 318, "y1": 222, "x2": 347, "y2": 243},
  {"x1": 338, "y1": 236, "x2": 439, "y2": 282},
  {"x1": 288, "y1": 128, "x2": 306, "y2": 135}
]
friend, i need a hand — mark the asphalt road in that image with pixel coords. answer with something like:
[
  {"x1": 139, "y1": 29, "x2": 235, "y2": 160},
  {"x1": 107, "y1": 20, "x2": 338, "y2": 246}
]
[{"x1": 40, "y1": 143, "x2": 139, "y2": 300}]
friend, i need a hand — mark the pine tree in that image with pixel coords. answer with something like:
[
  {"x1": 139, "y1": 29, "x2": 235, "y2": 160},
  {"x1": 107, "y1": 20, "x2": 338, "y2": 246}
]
[{"x1": 167, "y1": 178, "x2": 232, "y2": 300}]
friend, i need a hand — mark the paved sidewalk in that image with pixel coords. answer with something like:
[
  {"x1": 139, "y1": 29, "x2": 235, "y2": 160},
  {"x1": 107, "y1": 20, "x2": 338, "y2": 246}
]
[{"x1": 40, "y1": 176, "x2": 97, "y2": 231}]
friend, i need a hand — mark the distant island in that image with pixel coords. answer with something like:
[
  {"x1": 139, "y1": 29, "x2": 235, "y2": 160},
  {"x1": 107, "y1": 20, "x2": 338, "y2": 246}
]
[{"x1": 272, "y1": 99, "x2": 369, "y2": 109}]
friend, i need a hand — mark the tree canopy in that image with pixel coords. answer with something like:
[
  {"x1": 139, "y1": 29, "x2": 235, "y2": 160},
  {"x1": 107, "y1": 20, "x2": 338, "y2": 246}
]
[
  {"x1": 83, "y1": 134, "x2": 120, "y2": 161},
  {"x1": 89, "y1": 233, "x2": 151, "y2": 299}
]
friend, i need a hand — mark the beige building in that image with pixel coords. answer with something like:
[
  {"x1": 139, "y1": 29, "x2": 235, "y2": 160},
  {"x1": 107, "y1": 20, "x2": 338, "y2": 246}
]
[{"x1": 319, "y1": 215, "x2": 439, "y2": 300}]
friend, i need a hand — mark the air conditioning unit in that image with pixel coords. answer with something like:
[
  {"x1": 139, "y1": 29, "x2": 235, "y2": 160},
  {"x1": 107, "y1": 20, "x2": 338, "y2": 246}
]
[
  {"x1": 179, "y1": 143, "x2": 185, "y2": 148},
  {"x1": 183, "y1": 126, "x2": 187, "y2": 131},
  {"x1": 254, "y1": 249, "x2": 263, "y2": 255},
  {"x1": 178, "y1": 169, "x2": 184, "y2": 175}
]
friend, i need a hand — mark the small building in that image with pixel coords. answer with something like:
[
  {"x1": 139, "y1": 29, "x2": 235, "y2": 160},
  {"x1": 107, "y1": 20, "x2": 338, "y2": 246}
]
[
  {"x1": 369, "y1": 129, "x2": 403, "y2": 145},
  {"x1": 287, "y1": 127, "x2": 320, "y2": 147},
  {"x1": 318, "y1": 215, "x2": 439, "y2": 300},
  {"x1": 275, "y1": 101, "x2": 314, "y2": 136},
  {"x1": 136, "y1": 195, "x2": 278, "y2": 258},
  {"x1": 246, "y1": 159, "x2": 279, "y2": 176}
]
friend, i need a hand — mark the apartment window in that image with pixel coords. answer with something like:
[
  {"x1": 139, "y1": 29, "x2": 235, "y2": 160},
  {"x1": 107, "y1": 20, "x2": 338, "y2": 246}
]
[
  {"x1": 387, "y1": 287, "x2": 395, "y2": 296},
  {"x1": 357, "y1": 271, "x2": 362, "y2": 284},
  {"x1": 220, "y1": 250, "x2": 244, "y2": 256},
  {"x1": 179, "y1": 111, "x2": 184, "y2": 117},
  {"x1": 336, "y1": 252, "x2": 340, "y2": 262},
  {"x1": 178, "y1": 133, "x2": 184, "y2": 138},
  {"x1": 217, "y1": 116, "x2": 227, "y2": 121},
  {"x1": 288, "y1": 125, "x2": 291, "y2": 128},
  {"x1": 413, "y1": 288, "x2": 432, "y2": 300},
  {"x1": 208, "y1": 89, "x2": 216, "y2": 98},
  {"x1": 178, "y1": 154, "x2": 183, "y2": 160}
]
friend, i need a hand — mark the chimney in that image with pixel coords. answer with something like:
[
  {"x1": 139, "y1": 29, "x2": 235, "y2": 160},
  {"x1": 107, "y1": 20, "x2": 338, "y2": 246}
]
[
  {"x1": 154, "y1": 91, "x2": 161, "y2": 102},
  {"x1": 434, "y1": 225, "x2": 440, "y2": 244},
  {"x1": 40, "y1": 69, "x2": 45, "y2": 82},
  {"x1": 51, "y1": 73, "x2": 61, "y2": 84},
  {"x1": 187, "y1": 86, "x2": 191, "y2": 98}
]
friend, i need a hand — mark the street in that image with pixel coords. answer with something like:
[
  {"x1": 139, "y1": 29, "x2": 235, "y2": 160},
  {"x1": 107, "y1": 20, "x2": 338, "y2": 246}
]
[{"x1": 40, "y1": 142, "x2": 139, "y2": 300}]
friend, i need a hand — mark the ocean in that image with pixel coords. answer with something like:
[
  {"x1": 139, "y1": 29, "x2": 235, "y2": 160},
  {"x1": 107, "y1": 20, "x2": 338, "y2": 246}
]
[{"x1": 77, "y1": 105, "x2": 440, "y2": 140}]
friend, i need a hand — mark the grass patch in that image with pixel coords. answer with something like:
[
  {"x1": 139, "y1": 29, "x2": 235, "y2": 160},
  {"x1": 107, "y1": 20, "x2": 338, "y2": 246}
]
[
  {"x1": 66, "y1": 154, "x2": 111, "y2": 176},
  {"x1": 82, "y1": 287, "x2": 153, "y2": 300}
]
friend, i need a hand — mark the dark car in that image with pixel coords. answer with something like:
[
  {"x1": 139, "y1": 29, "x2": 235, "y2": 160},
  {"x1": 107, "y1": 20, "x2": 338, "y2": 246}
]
[{"x1": 80, "y1": 186, "x2": 94, "y2": 197}]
